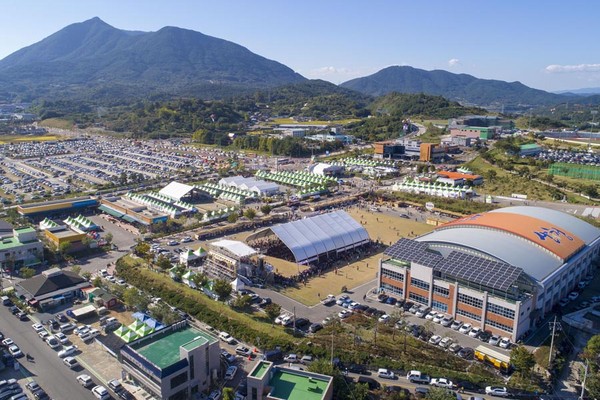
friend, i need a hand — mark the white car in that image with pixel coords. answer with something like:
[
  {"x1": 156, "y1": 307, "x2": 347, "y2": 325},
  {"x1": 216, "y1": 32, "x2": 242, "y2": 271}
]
[
  {"x1": 568, "y1": 291, "x2": 579, "y2": 301},
  {"x1": 1, "y1": 338, "x2": 14, "y2": 347},
  {"x1": 336, "y1": 295, "x2": 349, "y2": 305},
  {"x1": 74, "y1": 325, "x2": 91, "y2": 335},
  {"x1": 499, "y1": 337, "x2": 511, "y2": 349},
  {"x1": 63, "y1": 356, "x2": 79, "y2": 369},
  {"x1": 432, "y1": 313, "x2": 445, "y2": 323},
  {"x1": 284, "y1": 354, "x2": 298, "y2": 363},
  {"x1": 428, "y1": 335, "x2": 442, "y2": 345},
  {"x1": 450, "y1": 320, "x2": 463, "y2": 330},
  {"x1": 225, "y1": 365, "x2": 238, "y2": 380},
  {"x1": 439, "y1": 337, "x2": 453, "y2": 348},
  {"x1": 469, "y1": 327, "x2": 482, "y2": 338},
  {"x1": 38, "y1": 330, "x2": 50, "y2": 340},
  {"x1": 58, "y1": 345, "x2": 78, "y2": 358},
  {"x1": 77, "y1": 374, "x2": 94, "y2": 388},
  {"x1": 31, "y1": 323, "x2": 45, "y2": 332},
  {"x1": 338, "y1": 310, "x2": 352, "y2": 319},
  {"x1": 92, "y1": 385, "x2": 110, "y2": 400},
  {"x1": 377, "y1": 368, "x2": 395, "y2": 379},
  {"x1": 106, "y1": 275, "x2": 116, "y2": 283},
  {"x1": 378, "y1": 314, "x2": 390, "y2": 323},
  {"x1": 8, "y1": 344, "x2": 22, "y2": 358},
  {"x1": 425, "y1": 311, "x2": 438, "y2": 320},
  {"x1": 440, "y1": 316, "x2": 454, "y2": 327},
  {"x1": 485, "y1": 386, "x2": 509, "y2": 397},
  {"x1": 46, "y1": 335, "x2": 61, "y2": 349},
  {"x1": 431, "y1": 377, "x2": 454, "y2": 388},
  {"x1": 116, "y1": 279, "x2": 127, "y2": 286},
  {"x1": 489, "y1": 335, "x2": 501, "y2": 346},
  {"x1": 219, "y1": 332, "x2": 235, "y2": 344},
  {"x1": 274, "y1": 314, "x2": 288, "y2": 325},
  {"x1": 459, "y1": 323, "x2": 472, "y2": 334},
  {"x1": 55, "y1": 332, "x2": 70, "y2": 344}
]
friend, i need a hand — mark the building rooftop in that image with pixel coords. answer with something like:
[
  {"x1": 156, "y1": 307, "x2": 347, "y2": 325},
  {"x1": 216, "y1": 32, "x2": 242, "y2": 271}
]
[
  {"x1": 15, "y1": 227, "x2": 35, "y2": 233},
  {"x1": 520, "y1": 143, "x2": 542, "y2": 150},
  {"x1": 269, "y1": 368, "x2": 330, "y2": 400},
  {"x1": 251, "y1": 361, "x2": 270, "y2": 378},
  {"x1": 132, "y1": 327, "x2": 216, "y2": 369}
]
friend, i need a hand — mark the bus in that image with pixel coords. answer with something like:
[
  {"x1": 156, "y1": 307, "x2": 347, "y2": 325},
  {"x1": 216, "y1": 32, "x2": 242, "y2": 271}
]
[{"x1": 474, "y1": 345, "x2": 512, "y2": 373}]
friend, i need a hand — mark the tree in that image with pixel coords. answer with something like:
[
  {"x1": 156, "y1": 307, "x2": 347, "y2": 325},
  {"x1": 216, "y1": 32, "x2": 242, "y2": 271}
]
[
  {"x1": 264, "y1": 303, "x2": 282, "y2": 325},
  {"x1": 222, "y1": 387, "x2": 234, "y2": 400},
  {"x1": 426, "y1": 387, "x2": 458, "y2": 400},
  {"x1": 484, "y1": 169, "x2": 497, "y2": 182},
  {"x1": 81, "y1": 236, "x2": 93, "y2": 248},
  {"x1": 71, "y1": 265, "x2": 82, "y2": 276},
  {"x1": 190, "y1": 272, "x2": 208, "y2": 288},
  {"x1": 260, "y1": 204, "x2": 272, "y2": 215},
  {"x1": 231, "y1": 294, "x2": 252, "y2": 310},
  {"x1": 510, "y1": 345, "x2": 535, "y2": 376},
  {"x1": 123, "y1": 287, "x2": 149, "y2": 311},
  {"x1": 133, "y1": 242, "x2": 151, "y2": 258},
  {"x1": 583, "y1": 335, "x2": 600, "y2": 372},
  {"x1": 20, "y1": 267, "x2": 36, "y2": 279},
  {"x1": 82, "y1": 271, "x2": 92, "y2": 281},
  {"x1": 104, "y1": 233, "x2": 114, "y2": 245},
  {"x1": 227, "y1": 213, "x2": 238, "y2": 223},
  {"x1": 59, "y1": 241, "x2": 72, "y2": 256},
  {"x1": 586, "y1": 373, "x2": 600, "y2": 400},
  {"x1": 213, "y1": 278, "x2": 233, "y2": 301},
  {"x1": 92, "y1": 276, "x2": 103, "y2": 287},
  {"x1": 155, "y1": 255, "x2": 172, "y2": 271},
  {"x1": 244, "y1": 208, "x2": 256, "y2": 220}
]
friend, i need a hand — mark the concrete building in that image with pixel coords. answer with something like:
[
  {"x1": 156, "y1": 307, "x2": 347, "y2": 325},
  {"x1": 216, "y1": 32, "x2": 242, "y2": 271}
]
[
  {"x1": 0, "y1": 227, "x2": 44, "y2": 272},
  {"x1": 17, "y1": 196, "x2": 98, "y2": 221},
  {"x1": 120, "y1": 321, "x2": 221, "y2": 400},
  {"x1": 378, "y1": 206, "x2": 600, "y2": 341},
  {"x1": 449, "y1": 126, "x2": 496, "y2": 141},
  {"x1": 247, "y1": 361, "x2": 333, "y2": 400},
  {"x1": 204, "y1": 239, "x2": 258, "y2": 281},
  {"x1": 519, "y1": 143, "x2": 543, "y2": 157},
  {"x1": 17, "y1": 267, "x2": 89, "y2": 310},
  {"x1": 436, "y1": 171, "x2": 484, "y2": 186}
]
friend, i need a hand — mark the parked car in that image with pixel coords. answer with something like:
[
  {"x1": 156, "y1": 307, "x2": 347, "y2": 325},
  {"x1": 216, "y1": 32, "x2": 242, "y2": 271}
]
[
  {"x1": 478, "y1": 331, "x2": 492, "y2": 342},
  {"x1": 440, "y1": 316, "x2": 454, "y2": 327},
  {"x1": 357, "y1": 376, "x2": 380, "y2": 390},
  {"x1": 415, "y1": 306, "x2": 430, "y2": 318},
  {"x1": 225, "y1": 366, "x2": 238, "y2": 380},
  {"x1": 468, "y1": 327, "x2": 482, "y2": 338},
  {"x1": 208, "y1": 390, "x2": 221, "y2": 400},
  {"x1": 308, "y1": 323, "x2": 323, "y2": 333},
  {"x1": 568, "y1": 291, "x2": 579, "y2": 301},
  {"x1": 439, "y1": 337, "x2": 453, "y2": 349},
  {"x1": 31, "y1": 324, "x2": 45, "y2": 333},
  {"x1": 219, "y1": 332, "x2": 235, "y2": 344},
  {"x1": 431, "y1": 378, "x2": 454, "y2": 389},
  {"x1": 300, "y1": 355, "x2": 314, "y2": 365},
  {"x1": 378, "y1": 368, "x2": 395, "y2": 379},
  {"x1": 485, "y1": 386, "x2": 509, "y2": 397},
  {"x1": 46, "y1": 336, "x2": 60, "y2": 349},
  {"x1": 58, "y1": 345, "x2": 78, "y2": 358},
  {"x1": 284, "y1": 354, "x2": 298, "y2": 363},
  {"x1": 458, "y1": 347, "x2": 474, "y2": 360},
  {"x1": 459, "y1": 323, "x2": 472, "y2": 334},
  {"x1": 92, "y1": 385, "x2": 110, "y2": 400},
  {"x1": 77, "y1": 374, "x2": 94, "y2": 388},
  {"x1": 428, "y1": 335, "x2": 442, "y2": 345},
  {"x1": 345, "y1": 364, "x2": 367, "y2": 374},
  {"x1": 63, "y1": 356, "x2": 79, "y2": 369},
  {"x1": 8, "y1": 344, "x2": 23, "y2": 358},
  {"x1": 235, "y1": 346, "x2": 252, "y2": 357},
  {"x1": 54, "y1": 332, "x2": 69, "y2": 344},
  {"x1": 433, "y1": 313, "x2": 445, "y2": 323},
  {"x1": 448, "y1": 343, "x2": 462, "y2": 353},
  {"x1": 450, "y1": 320, "x2": 463, "y2": 330},
  {"x1": 339, "y1": 310, "x2": 352, "y2": 319},
  {"x1": 107, "y1": 379, "x2": 123, "y2": 393},
  {"x1": 499, "y1": 337, "x2": 511, "y2": 349},
  {"x1": 425, "y1": 310, "x2": 437, "y2": 320},
  {"x1": 488, "y1": 335, "x2": 501, "y2": 346}
]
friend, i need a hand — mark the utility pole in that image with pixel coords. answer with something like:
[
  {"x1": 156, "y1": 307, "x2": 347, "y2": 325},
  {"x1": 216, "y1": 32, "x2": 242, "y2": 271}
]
[
  {"x1": 580, "y1": 360, "x2": 589, "y2": 400},
  {"x1": 590, "y1": 110, "x2": 597, "y2": 151},
  {"x1": 548, "y1": 315, "x2": 558, "y2": 365},
  {"x1": 330, "y1": 327, "x2": 334, "y2": 365}
]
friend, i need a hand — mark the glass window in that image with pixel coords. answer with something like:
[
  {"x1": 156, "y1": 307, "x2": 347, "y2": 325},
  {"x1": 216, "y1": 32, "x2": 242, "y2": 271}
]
[
  {"x1": 431, "y1": 300, "x2": 448, "y2": 312},
  {"x1": 486, "y1": 319, "x2": 513, "y2": 333},
  {"x1": 382, "y1": 283, "x2": 403, "y2": 296},
  {"x1": 486, "y1": 303, "x2": 515, "y2": 319},
  {"x1": 410, "y1": 277, "x2": 430, "y2": 291},
  {"x1": 382, "y1": 268, "x2": 404, "y2": 282},
  {"x1": 409, "y1": 292, "x2": 428, "y2": 305},
  {"x1": 433, "y1": 285, "x2": 449, "y2": 298},
  {"x1": 456, "y1": 308, "x2": 481, "y2": 321},
  {"x1": 457, "y1": 293, "x2": 483, "y2": 309}
]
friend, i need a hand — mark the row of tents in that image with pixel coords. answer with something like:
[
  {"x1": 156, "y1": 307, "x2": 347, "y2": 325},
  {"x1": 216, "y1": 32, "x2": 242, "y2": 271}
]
[{"x1": 255, "y1": 169, "x2": 335, "y2": 188}]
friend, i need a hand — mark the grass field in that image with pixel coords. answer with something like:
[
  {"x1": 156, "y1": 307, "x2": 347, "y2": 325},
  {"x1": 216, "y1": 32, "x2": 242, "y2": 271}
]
[
  {"x1": 279, "y1": 207, "x2": 435, "y2": 306},
  {"x1": 38, "y1": 118, "x2": 74, "y2": 130},
  {"x1": 0, "y1": 135, "x2": 60, "y2": 144}
]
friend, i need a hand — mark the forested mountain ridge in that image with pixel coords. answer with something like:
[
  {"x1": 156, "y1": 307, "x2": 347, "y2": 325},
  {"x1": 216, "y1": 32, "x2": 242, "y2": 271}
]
[{"x1": 0, "y1": 17, "x2": 305, "y2": 101}]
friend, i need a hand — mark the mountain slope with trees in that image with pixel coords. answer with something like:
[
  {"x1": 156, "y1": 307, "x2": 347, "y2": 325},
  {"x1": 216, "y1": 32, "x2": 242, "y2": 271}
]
[
  {"x1": 0, "y1": 17, "x2": 305, "y2": 101},
  {"x1": 341, "y1": 66, "x2": 568, "y2": 108}
]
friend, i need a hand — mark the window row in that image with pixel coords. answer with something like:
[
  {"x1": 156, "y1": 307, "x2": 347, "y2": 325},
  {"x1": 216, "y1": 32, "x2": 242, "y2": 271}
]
[
  {"x1": 409, "y1": 292, "x2": 428, "y2": 306},
  {"x1": 486, "y1": 319, "x2": 513, "y2": 333},
  {"x1": 431, "y1": 300, "x2": 448, "y2": 313},
  {"x1": 456, "y1": 308, "x2": 481, "y2": 322},
  {"x1": 457, "y1": 293, "x2": 483, "y2": 309},
  {"x1": 382, "y1": 283, "x2": 403, "y2": 297},
  {"x1": 486, "y1": 303, "x2": 515, "y2": 319},
  {"x1": 382, "y1": 268, "x2": 405, "y2": 282},
  {"x1": 433, "y1": 285, "x2": 449, "y2": 298},
  {"x1": 410, "y1": 277, "x2": 430, "y2": 291}
]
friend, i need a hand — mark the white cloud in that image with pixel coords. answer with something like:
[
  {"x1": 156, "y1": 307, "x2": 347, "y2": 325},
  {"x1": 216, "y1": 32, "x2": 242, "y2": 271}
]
[
  {"x1": 545, "y1": 63, "x2": 600, "y2": 73},
  {"x1": 448, "y1": 58, "x2": 460, "y2": 67}
]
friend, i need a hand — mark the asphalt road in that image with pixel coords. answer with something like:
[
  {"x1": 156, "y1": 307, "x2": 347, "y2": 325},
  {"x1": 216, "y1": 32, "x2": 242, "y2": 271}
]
[{"x1": 0, "y1": 305, "x2": 98, "y2": 400}]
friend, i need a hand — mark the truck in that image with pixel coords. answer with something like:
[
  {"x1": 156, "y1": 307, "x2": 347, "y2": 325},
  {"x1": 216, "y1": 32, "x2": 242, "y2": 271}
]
[
  {"x1": 474, "y1": 345, "x2": 511, "y2": 373},
  {"x1": 407, "y1": 370, "x2": 431, "y2": 384}
]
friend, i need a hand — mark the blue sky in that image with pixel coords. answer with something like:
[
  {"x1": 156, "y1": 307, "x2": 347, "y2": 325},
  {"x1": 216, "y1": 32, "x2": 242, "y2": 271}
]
[{"x1": 0, "y1": 0, "x2": 598, "y2": 91}]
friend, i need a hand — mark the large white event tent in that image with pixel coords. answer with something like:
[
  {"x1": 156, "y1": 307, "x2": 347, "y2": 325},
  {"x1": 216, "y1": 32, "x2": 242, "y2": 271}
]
[{"x1": 246, "y1": 210, "x2": 370, "y2": 264}]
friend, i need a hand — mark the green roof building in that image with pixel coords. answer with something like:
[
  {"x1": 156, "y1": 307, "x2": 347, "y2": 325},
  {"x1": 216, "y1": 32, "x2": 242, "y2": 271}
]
[
  {"x1": 248, "y1": 361, "x2": 333, "y2": 400},
  {"x1": 121, "y1": 321, "x2": 220, "y2": 400}
]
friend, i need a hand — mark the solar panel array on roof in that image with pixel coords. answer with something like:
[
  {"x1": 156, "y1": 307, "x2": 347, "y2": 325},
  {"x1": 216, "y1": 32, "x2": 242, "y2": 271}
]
[
  {"x1": 436, "y1": 251, "x2": 523, "y2": 292},
  {"x1": 384, "y1": 238, "x2": 443, "y2": 267}
]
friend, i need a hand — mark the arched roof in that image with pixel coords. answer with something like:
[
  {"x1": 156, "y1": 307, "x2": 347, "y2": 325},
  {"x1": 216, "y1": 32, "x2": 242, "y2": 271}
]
[
  {"x1": 246, "y1": 211, "x2": 369, "y2": 264},
  {"x1": 438, "y1": 207, "x2": 589, "y2": 261}
]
